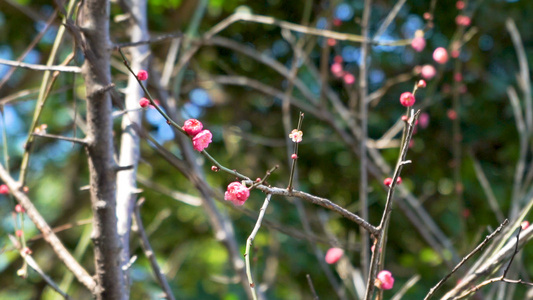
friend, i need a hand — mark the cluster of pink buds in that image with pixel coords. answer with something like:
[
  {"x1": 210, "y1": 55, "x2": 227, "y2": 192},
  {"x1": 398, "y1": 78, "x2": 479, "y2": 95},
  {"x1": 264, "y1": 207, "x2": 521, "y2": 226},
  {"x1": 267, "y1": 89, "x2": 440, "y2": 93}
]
[
  {"x1": 330, "y1": 56, "x2": 356, "y2": 85},
  {"x1": 183, "y1": 119, "x2": 213, "y2": 152},
  {"x1": 383, "y1": 177, "x2": 402, "y2": 187}
]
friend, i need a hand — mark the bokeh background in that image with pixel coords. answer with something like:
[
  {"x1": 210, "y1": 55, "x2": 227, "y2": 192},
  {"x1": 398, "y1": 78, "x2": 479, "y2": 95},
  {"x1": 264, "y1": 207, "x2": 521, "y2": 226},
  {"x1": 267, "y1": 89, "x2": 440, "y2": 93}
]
[{"x1": 1, "y1": 0, "x2": 533, "y2": 299}]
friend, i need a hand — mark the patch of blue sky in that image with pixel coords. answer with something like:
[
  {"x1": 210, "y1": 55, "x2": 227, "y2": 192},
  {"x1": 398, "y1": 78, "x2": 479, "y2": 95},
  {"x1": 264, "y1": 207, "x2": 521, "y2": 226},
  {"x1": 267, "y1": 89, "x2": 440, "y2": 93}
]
[
  {"x1": 335, "y1": 3, "x2": 354, "y2": 21},
  {"x1": 146, "y1": 106, "x2": 165, "y2": 126},
  {"x1": 372, "y1": 33, "x2": 401, "y2": 53},
  {"x1": 0, "y1": 46, "x2": 13, "y2": 80},
  {"x1": 341, "y1": 46, "x2": 361, "y2": 64},
  {"x1": 189, "y1": 88, "x2": 213, "y2": 107},
  {"x1": 156, "y1": 123, "x2": 174, "y2": 143},
  {"x1": 272, "y1": 39, "x2": 290, "y2": 57},
  {"x1": 181, "y1": 102, "x2": 204, "y2": 119},
  {"x1": 401, "y1": 15, "x2": 424, "y2": 38},
  {"x1": 0, "y1": 106, "x2": 24, "y2": 134}
]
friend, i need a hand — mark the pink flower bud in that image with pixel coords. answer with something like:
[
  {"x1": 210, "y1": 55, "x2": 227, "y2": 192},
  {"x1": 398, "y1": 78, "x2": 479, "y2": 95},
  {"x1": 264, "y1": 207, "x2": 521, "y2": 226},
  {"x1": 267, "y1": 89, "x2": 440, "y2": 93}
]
[
  {"x1": 454, "y1": 73, "x2": 463, "y2": 82},
  {"x1": 331, "y1": 63, "x2": 344, "y2": 78},
  {"x1": 139, "y1": 97, "x2": 150, "y2": 108},
  {"x1": 396, "y1": 177, "x2": 402, "y2": 185},
  {"x1": 455, "y1": 15, "x2": 471, "y2": 26},
  {"x1": 211, "y1": 166, "x2": 219, "y2": 172},
  {"x1": 343, "y1": 73, "x2": 355, "y2": 85},
  {"x1": 183, "y1": 119, "x2": 203, "y2": 136},
  {"x1": 325, "y1": 247, "x2": 344, "y2": 264},
  {"x1": 224, "y1": 182, "x2": 250, "y2": 206},
  {"x1": 16, "y1": 230, "x2": 23, "y2": 237},
  {"x1": 400, "y1": 92, "x2": 416, "y2": 107},
  {"x1": 419, "y1": 112, "x2": 430, "y2": 129},
  {"x1": 0, "y1": 184, "x2": 9, "y2": 195},
  {"x1": 433, "y1": 47, "x2": 449, "y2": 64},
  {"x1": 521, "y1": 221, "x2": 529, "y2": 230},
  {"x1": 291, "y1": 154, "x2": 298, "y2": 159},
  {"x1": 417, "y1": 80, "x2": 427, "y2": 88},
  {"x1": 423, "y1": 12, "x2": 432, "y2": 20},
  {"x1": 15, "y1": 204, "x2": 25, "y2": 214},
  {"x1": 376, "y1": 270, "x2": 395, "y2": 290},
  {"x1": 421, "y1": 65, "x2": 436, "y2": 79},
  {"x1": 334, "y1": 55, "x2": 343, "y2": 64},
  {"x1": 192, "y1": 130, "x2": 212, "y2": 152},
  {"x1": 401, "y1": 115, "x2": 408, "y2": 122},
  {"x1": 456, "y1": 1, "x2": 465, "y2": 9},
  {"x1": 384, "y1": 177, "x2": 393, "y2": 187},
  {"x1": 411, "y1": 37, "x2": 426, "y2": 52},
  {"x1": 333, "y1": 18, "x2": 342, "y2": 27},
  {"x1": 137, "y1": 70, "x2": 148, "y2": 81},
  {"x1": 447, "y1": 109, "x2": 457, "y2": 120},
  {"x1": 327, "y1": 38, "x2": 337, "y2": 46},
  {"x1": 451, "y1": 49, "x2": 460, "y2": 58}
]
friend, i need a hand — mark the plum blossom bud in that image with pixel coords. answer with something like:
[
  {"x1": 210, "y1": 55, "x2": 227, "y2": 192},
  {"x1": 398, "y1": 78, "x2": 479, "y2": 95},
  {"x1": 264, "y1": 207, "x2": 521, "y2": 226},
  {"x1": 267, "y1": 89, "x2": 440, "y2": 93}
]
[
  {"x1": 325, "y1": 247, "x2": 344, "y2": 264},
  {"x1": 411, "y1": 36, "x2": 426, "y2": 52},
  {"x1": 343, "y1": 73, "x2": 355, "y2": 85},
  {"x1": 433, "y1": 47, "x2": 449, "y2": 64},
  {"x1": 183, "y1": 119, "x2": 203, "y2": 136},
  {"x1": 192, "y1": 130, "x2": 212, "y2": 151},
  {"x1": 289, "y1": 129, "x2": 303, "y2": 143},
  {"x1": 375, "y1": 270, "x2": 394, "y2": 290},
  {"x1": 15, "y1": 204, "x2": 25, "y2": 214},
  {"x1": 456, "y1": 1, "x2": 465, "y2": 9},
  {"x1": 521, "y1": 221, "x2": 529, "y2": 230},
  {"x1": 139, "y1": 97, "x2": 150, "y2": 108},
  {"x1": 421, "y1": 65, "x2": 436, "y2": 79},
  {"x1": 419, "y1": 112, "x2": 430, "y2": 129},
  {"x1": 224, "y1": 182, "x2": 250, "y2": 206},
  {"x1": 137, "y1": 70, "x2": 149, "y2": 81},
  {"x1": 400, "y1": 92, "x2": 416, "y2": 107},
  {"x1": 0, "y1": 184, "x2": 9, "y2": 194},
  {"x1": 417, "y1": 80, "x2": 427, "y2": 88},
  {"x1": 16, "y1": 230, "x2": 23, "y2": 237},
  {"x1": 291, "y1": 154, "x2": 298, "y2": 159},
  {"x1": 331, "y1": 63, "x2": 343, "y2": 78},
  {"x1": 211, "y1": 166, "x2": 219, "y2": 172}
]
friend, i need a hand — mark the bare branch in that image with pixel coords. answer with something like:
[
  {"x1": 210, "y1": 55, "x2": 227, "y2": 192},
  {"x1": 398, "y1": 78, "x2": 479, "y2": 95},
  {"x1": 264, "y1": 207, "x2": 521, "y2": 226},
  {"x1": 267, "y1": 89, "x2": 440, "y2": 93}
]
[
  {"x1": 0, "y1": 164, "x2": 96, "y2": 291},
  {"x1": 133, "y1": 199, "x2": 176, "y2": 300},
  {"x1": 0, "y1": 58, "x2": 81, "y2": 73}
]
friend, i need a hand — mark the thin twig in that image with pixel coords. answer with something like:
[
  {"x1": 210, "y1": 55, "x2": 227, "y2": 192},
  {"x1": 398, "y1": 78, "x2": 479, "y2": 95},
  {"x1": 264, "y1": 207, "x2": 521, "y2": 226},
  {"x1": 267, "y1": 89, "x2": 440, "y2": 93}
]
[
  {"x1": 133, "y1": 198, "x2": 176, "y2": 300},
  {"x1": 245, "y1": 194, "x2": 272, "y2": 300},
  {"x1": 363, "y1": 110, "x2": 420, "y2": 300},
  {"x1": 32, "y1": 132, "x2": 88, "y2": 145},
  {"x1": 0, "y1": 58, "x2": 81, "y2": 73},
  {"x1": 0, "y1": 164, "x2": 96, "y2": 291},
  {"x1": 8, "y1": 235, "x2": 72, "y2": 300},
  {"x1": 306, "y1": 274, "x2": 319, "y2": 300},
  {"x1": 469, "y1": 151, "x2": 505, "y2": 222},
  {"x1": 424, "y1": 219, "x2": 508, "y2": 300},
  {"x1": 441, "y1": 224, "x2": 533, "y2": 299},
  {"x1": 209, "y1": 12, "x2": 408, "y2": 46}
]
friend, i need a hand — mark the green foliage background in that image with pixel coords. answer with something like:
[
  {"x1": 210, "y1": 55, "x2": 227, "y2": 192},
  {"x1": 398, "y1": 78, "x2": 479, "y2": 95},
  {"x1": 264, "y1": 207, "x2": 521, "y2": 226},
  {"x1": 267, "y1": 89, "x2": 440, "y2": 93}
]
[{"x1": 1, "y1": 0, "x2": 533, "y2": 299}]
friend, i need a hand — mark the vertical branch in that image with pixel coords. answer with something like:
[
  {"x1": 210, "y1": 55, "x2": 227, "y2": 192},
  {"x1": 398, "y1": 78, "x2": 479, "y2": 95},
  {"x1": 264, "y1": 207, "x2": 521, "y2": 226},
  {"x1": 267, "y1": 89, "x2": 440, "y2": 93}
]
[
  {"x1": 358, "y1": 0, "x2": 372, "y2": 281},
  {"x1": 133, "y1": 199, "x2": 176, "y2": 300},
  {"x1": 116, "y1": 0, "x2": 150, "y2": 294},
  {"x1": 79, "y1": 0, "x2": 125, "y2": 298},
  {"x1": 245, "y1": 194, "x2": 272, "y2": 300}
]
